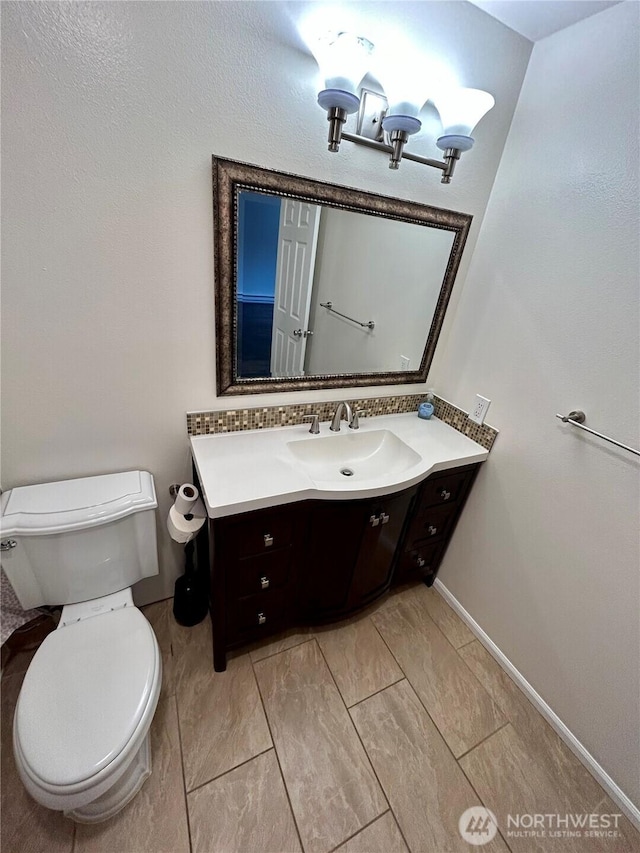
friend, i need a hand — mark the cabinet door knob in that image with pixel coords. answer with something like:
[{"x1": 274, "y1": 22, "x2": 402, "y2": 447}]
[
  {"x1": 263, "y1": 533, "x2": 274, "y2": 547},
  {"x1": 427, "y1": 525, "x2": 438, "y2": 536},
  {"x1": 440, "y1": 489, "x2": 451, "y2": 501},
  {"x1": 416, "y1": 556, "x2": 426, "y2": 567},
  {"x1": 260, "y1": 576, "x2": 270, "y2": 589},
  {"x1": 369, "y1": 514, "x2": 380, "y2": 527},
  {"x1": 257, "y1": 612, "x2": 267, "y2": 625},
  {"x1": 380, "y1": 513, "x2": 390, "y2": 525}
]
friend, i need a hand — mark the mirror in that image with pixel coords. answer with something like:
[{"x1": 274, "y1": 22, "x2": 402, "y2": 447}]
[{"x1": 213, "y1": 157, "x2": 472, "y2": 395}]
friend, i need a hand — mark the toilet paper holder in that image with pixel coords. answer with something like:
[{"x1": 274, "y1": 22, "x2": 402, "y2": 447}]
[
  {"x1": 167, "y1": 482, "x2": 206, "y2": 545},
  {"x1": 169, "y1": 483, "x2": 209, "y2": 626}
]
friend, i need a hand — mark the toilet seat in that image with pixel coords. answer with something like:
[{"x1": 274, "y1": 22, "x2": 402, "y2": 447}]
[{"x1": 13, "y1": 605, "x2": 161, "y2": 806}]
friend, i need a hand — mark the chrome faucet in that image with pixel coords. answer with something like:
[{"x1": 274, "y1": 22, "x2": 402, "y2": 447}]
[{"x1": 329, "y1": 401, "x2": 353, "y2": 432}]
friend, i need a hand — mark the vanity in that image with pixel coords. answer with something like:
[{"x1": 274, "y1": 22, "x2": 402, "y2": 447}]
[
  {"x1": 191, "y1": 412, "x2": 487, "y2": 671},
  {"x1": 192, "y1": 158, "x2": 489, "y2": 670}
]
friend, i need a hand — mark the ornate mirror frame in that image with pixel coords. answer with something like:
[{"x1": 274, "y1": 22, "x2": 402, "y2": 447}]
[{"x1": 213, "y1": 156, "x2": 472, "y2": 396}]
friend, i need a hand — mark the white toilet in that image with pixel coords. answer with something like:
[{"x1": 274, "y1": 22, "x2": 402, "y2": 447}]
[{"x1": 0, "y1": 470, "x2": 163, "y2": 823}]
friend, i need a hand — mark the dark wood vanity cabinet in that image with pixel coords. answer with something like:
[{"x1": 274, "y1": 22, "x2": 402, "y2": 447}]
[
  {"x1": 394, "y1": 463, "x2": 480, "y2": 586},
  {"x1": 201, "y1": 462, "x2": 481, "y2": 671}
]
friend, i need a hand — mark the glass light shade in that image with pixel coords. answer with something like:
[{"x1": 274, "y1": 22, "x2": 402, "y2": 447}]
[
  {"x1": 312, "y1": 31, "x2": 374, "y2": 94},
  {"x1": 433, "y1": 87, "x2": 495, "y2": 137},
  {"x1": 374, "y1": 55, "x2": 428, "y2": 119}
]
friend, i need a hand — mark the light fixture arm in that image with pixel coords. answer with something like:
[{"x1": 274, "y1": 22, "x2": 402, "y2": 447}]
[
  {"x1": 341, "y1": 131, "x2": 462, "y2": 183},
  {"x1": 388, "y1": 129, "x2": 409, "y2": 170},
  {"x1": 440, "y1": 147, "x2": 461, "y2": 184},
  {"x1": 326, "y1": 106, "x2": 349, "y2": 152}
]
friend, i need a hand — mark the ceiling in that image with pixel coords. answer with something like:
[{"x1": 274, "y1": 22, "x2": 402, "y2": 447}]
[{"x1": 467, "y1": 0, "x2": 622, "y2": 41}]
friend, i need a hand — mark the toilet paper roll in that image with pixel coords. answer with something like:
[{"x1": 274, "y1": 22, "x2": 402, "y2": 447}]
[
  {"x1": 174, "y1": 483, "x2": 199, "y2": 516},
  {"x1": 167, "y1": 504, "x2": 206, "y2": 544}
]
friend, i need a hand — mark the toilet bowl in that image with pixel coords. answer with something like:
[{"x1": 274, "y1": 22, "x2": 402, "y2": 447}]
[
  {"x1": 1, "y1": 470, "x2": 162, "y2": 823},
  {"x1": 12, "y1": 589, "x2": 162, "y2": 823}
]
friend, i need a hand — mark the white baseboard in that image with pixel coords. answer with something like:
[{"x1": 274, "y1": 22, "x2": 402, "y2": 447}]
[{"x1": 433, "y1": 578, "x2": 640, "y2": 831}]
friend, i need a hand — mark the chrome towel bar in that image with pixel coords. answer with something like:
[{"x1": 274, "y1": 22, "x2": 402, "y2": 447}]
[
  {"x1": 556, "y1": 411, "x2": 640, "y2": 457},
  {"x1": 319, "y1": 301, "x2": 375, "y2": 330}
]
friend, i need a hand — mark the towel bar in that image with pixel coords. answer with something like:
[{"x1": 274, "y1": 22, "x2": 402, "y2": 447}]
[
  {"x1": 556, "y1": 411, "x2": 640, "y2": 457},
  {"x1": 319, "y1": 301, "x2": 375, "y2": 330}
]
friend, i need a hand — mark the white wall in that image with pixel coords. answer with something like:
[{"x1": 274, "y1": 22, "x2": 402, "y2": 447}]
[
  {"x1": 1, "y1": 1, "x2": 530, "y2": 600},
  {"x1": 305, "y1": 209, "x2": 454, "y2": 374},
  {"x1": 433, "y1": 1, "x2": 640, "y2": 807}
]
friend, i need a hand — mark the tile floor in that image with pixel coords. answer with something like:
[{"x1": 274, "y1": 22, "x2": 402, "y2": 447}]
[{"x1": 1, "y1": 582, "x2": 638, "y2": 853}]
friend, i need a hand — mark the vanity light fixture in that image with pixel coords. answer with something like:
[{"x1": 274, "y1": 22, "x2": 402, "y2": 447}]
[{"x1": 311, "y1": 31, "x2": 495, "y2": 184}]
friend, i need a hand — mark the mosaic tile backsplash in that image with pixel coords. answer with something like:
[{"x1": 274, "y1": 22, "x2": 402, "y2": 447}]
[{"x1": 187, "y1": 394, "x2": 498, "y2": 451}]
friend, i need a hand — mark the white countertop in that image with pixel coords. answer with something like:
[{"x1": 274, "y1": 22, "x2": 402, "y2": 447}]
[{"x1": 190, "y1": 412, "x2": 489, "y2": 519}]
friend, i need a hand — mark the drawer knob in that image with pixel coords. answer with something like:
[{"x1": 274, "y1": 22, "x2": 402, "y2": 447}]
[
  {"x1": 416, "y1": 556, "x2": 426, "y2": 567},
  {"x1": 427, "y1": 525, "x2": 438, "y2": 536},
  {"x1": 369, "y1": 515, "x2": 380, "y2": 527},
  {"x1": 257, "y1": 612, "x2": 267, "y2": 625},
  {"x1": 260, "y1": 576, "x2": 270, "y2": 590},
  {"x1": 380, "y1": 512, "x2": 390, "y2": 525},
  {"x1": 440, "y1": 489, "x2": 451, "y2": 501},
  {"x1": 263, "y1": 533, "x2": 274, "y2": 547}
]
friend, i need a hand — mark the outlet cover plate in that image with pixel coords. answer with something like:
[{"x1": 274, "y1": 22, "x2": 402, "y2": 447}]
[{"x1": 469, "y1": 394, "x2": 491, "y2": 425}]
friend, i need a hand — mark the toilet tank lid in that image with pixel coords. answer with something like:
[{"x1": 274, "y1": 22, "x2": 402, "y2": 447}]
[{"x1": 0, "y1": 471, "x2": 157, "y2": 536}]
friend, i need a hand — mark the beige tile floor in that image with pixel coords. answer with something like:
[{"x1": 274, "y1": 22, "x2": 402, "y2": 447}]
[{"x1": 1, "y1": 582, "x2": 638, "y2": 853}]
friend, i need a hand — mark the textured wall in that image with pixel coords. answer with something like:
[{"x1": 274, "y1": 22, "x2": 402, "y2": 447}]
[
  {"x1": 434, "y1": 1, "x2": 640, "y2": 807},
  {"x1": 1, "y1": 1, "x2": 530, "y2": 599}
]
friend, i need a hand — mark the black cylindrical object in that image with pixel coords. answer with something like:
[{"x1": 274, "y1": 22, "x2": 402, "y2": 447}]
[{"x1": 173, "y1": 540, "x2": 208, "y2": 626}]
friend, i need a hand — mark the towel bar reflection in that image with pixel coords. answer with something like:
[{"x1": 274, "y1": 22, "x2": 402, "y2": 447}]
[
  {"x1": 319, "y1": 301, "x2": 375, "y2": 330},
  {"x1": 556, "y1": 411, "x2": 640, "y2": 457}
]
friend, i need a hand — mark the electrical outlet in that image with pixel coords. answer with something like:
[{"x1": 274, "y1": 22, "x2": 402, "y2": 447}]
[
  {"x1": 469, "y1": 394, "x2": 491, "y2": 425},
  {"x1": 400, "y1": 355, "x2": 410, "y2": 370}
]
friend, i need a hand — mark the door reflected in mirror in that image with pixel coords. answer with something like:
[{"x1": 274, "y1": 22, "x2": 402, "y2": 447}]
[{"x1": 213, "y1": 158, "x2": 472, "y2": 395}]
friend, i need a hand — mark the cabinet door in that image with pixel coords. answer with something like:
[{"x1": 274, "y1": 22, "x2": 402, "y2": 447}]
[
  {"x1": 348, "y1": 489, "x2": 415, "y2": 608},
  {"x1": 299, "y1": 501, "x2": 367, "y2": 620}
]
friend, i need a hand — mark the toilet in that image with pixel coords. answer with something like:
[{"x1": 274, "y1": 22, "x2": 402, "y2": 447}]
[{"x1": 0, "y1": 470, "x2": 162, "y2": 823}]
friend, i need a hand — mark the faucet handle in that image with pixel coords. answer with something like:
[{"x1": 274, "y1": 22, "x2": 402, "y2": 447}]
[
  {"x1": 349, "y1": 409, "x2": 366, "y2": 430},
  {"x1": 303, "y1": 414, "x2": 320, "y2": 434}
]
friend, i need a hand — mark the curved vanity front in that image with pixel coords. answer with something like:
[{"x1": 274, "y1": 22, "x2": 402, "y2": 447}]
[{"x1": 190, "y1": 412, "x2": 489, "y2": 670}]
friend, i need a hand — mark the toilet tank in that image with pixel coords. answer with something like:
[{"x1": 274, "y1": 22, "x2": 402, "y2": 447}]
[{"x1": 0, "y1": 471, "x2": 159, "y2": 610}]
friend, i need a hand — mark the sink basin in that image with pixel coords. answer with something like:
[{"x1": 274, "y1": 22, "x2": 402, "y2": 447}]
[{"x1": 286, "y1": 429, "x2": 421, "y2": 485}]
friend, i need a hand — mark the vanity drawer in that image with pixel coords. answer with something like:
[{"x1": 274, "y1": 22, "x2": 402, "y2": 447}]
[
  {"x1": 226, "y1": 510, "x2": 294, "y2": 559},
  {"x1": 229, "y1": 588, "x2": 287, "y2": 636},
  {"x1": 406, "y1": 503, "x2": 457, "y2": 546},
  {"x1": 419, "y1": 469, "x2": 470, "y2": 509},
  {"x1": 395, "y1": 542, "x2": 443, "y2": 583},
  {"x1": 230, "y1": 549, "x2": 292, "y2": 597}
]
